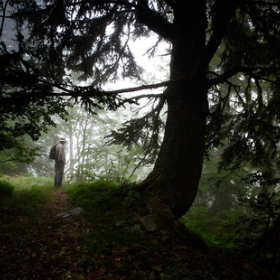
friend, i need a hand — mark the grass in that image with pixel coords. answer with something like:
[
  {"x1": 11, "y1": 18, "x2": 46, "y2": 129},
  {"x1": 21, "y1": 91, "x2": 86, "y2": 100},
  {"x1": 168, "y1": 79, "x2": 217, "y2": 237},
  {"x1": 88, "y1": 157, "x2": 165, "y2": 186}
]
[
  {"x1": 0, "y1": 176, "x2": 275, "y2": 279},
  {"x1": 66, "y1": 181, "x2": 253, "y2": 279},
  {"x1": 0, "y1": 176, "x2": 54, "y2": 236},
  {"x1": 6, "y1": 175, "x2": 55, "y2": 190},
  {"x1": 67, "y1": 180, "x2": 145, "y2": 254},
  {"x1": 66, "y1": 181, "x2": 208, "y2": 278},
  {"x1": 181, "y1": 207, "x2": 242, "y2": 251}
]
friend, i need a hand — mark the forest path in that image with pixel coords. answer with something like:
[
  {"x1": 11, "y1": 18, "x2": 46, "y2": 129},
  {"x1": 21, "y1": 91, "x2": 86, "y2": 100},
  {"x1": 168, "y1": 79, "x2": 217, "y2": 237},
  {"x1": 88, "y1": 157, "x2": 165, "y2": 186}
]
[{"x1": 1, "y1": 189, "x2": 92, "y2": 280}]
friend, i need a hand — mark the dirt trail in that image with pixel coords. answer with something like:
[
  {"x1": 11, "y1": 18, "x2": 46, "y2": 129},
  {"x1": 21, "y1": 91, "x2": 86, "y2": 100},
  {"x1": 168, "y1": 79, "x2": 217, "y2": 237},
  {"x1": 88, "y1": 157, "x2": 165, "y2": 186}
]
[{"x1": 1, "y1": 190, "x2": 90, "y2": 280}]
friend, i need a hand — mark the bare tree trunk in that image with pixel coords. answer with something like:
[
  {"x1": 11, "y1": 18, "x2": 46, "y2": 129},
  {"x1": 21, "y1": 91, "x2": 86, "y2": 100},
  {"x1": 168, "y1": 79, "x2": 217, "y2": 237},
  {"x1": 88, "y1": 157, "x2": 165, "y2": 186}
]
[
  {"x1": 68, "y1": 126, "x2": 74, "y2": 176},
  {"x1": 140, "y1": 80, "x2": 208, "y2": 218},
  {"x1": 139, "y1": 1, "x2": 208, "y2": 218}
]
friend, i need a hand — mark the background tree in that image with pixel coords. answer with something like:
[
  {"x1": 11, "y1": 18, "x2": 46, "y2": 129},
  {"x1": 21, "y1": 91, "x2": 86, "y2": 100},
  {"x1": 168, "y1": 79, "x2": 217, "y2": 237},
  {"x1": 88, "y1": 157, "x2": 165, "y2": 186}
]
[
  {"x1": 60, "y1": 104, "x2": 154, "y2": 183},
  {"x1": 1, "y1": 1, "x2": 280, "y2": 225}
]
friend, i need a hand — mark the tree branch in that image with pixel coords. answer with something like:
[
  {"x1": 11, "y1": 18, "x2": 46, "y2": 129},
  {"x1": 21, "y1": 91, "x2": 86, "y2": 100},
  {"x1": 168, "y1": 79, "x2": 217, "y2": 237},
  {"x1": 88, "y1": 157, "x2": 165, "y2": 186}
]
[
  {"x1": 208, "y1": 65, "x2": 280, "y2": 87},
  {"x1": 135, "y1": 0, "x2": 173, "y2": 40},
  {"x1": 162, "y1": 0, "x2": 176, "y2": 9},
  {"x1": 0, "y1": 0, "x2": 10, "y2": 38},
  {"x1": 201, "y1": 0, "x2": 238, "y2": 68},
  {"x1": 207, "y1": 67, "x2": 240, "y2": 87},
  {"x1": 44, "y1": 78, "x2": 176, "y2": 97}
]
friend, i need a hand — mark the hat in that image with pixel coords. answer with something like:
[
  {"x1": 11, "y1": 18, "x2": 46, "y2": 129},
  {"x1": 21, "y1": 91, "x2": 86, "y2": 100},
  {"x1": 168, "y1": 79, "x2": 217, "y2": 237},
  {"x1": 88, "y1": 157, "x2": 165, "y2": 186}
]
[{"x1": 59, "y1": 137, "x2": 66, "y2": 142}]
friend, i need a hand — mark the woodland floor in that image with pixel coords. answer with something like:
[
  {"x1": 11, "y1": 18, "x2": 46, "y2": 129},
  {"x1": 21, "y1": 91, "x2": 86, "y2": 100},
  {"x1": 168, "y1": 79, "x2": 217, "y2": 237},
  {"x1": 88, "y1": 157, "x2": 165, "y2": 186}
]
[
  {"x1": 1, "y1": 190, "x2": 90, "y2": 279},
  {"x1": 0, "y1": 189, "x2": 277, "y2": 280}
]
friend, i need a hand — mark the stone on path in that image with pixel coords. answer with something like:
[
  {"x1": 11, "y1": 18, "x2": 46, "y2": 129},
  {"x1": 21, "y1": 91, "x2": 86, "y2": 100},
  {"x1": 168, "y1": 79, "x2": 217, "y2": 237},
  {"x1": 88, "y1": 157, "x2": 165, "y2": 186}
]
[
  {"x1": 56, "y1": 212, "x2": 71, "y2": 218},
  {"x1": 68, "y1": 207, "x2": 83, "y2": 216},
  {"x1": 56, "y1": 207, "x2": 83, "y2": 218}
]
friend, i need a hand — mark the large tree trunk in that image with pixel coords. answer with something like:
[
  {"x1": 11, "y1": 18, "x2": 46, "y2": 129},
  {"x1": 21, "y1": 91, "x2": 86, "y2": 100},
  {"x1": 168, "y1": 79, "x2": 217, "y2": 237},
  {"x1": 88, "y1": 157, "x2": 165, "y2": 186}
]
[
  {"x1": 139, "y1": 1, "x2": 208, "y2": 219},
  {"x1": 141, "y1": 80, "x2": 208, "y2": 218}
]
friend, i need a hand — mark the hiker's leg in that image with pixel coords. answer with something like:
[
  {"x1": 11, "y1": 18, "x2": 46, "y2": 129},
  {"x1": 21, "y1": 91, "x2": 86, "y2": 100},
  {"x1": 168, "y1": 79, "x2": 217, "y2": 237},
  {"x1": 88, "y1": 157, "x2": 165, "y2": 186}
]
[
  {"x1": 54, "y1": 161, "x2": 59, "y2": 187},
  {"x1": 56, "y1": 161, "x2": 65, "y2": 187}
]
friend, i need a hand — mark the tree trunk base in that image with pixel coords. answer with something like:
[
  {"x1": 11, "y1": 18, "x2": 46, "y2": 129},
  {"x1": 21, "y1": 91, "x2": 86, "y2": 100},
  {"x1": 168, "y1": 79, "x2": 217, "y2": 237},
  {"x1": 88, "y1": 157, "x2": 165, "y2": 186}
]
[{"x1": 134, "y1": 182, "x2": 206, "y2": 249}]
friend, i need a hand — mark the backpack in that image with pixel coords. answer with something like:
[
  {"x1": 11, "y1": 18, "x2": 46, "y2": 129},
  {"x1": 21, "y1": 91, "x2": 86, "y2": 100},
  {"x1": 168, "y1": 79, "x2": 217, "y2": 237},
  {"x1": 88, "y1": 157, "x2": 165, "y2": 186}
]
[{"x1": 49, "y1": 144, "x2": 58, "y2": 160}]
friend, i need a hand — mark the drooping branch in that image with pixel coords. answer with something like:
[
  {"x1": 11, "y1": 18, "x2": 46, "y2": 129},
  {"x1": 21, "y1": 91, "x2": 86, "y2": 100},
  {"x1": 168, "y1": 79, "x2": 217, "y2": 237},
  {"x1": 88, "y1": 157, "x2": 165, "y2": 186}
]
[
  {"x1": 0, "y1": 0, "x2": 10, "y2": 38},
  {"x1": 106, "y1": 94, "x2": 166, "y2": 165},
  {"x1": 202, "y1": 0, "x2": 238, "y2": 68}
]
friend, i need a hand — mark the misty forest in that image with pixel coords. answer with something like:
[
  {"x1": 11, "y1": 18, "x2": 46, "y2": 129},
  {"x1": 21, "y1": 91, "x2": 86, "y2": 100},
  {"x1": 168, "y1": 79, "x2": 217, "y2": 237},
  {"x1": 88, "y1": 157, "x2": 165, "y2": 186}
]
[{"x1": 1, "y1": 0, "x2": 280, "y2": 279}]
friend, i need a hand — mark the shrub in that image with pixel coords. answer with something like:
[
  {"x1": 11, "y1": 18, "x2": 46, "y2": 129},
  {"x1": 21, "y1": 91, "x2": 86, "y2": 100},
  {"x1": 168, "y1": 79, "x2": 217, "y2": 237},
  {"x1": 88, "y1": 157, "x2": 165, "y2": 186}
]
[
  {"x1": 123, "y1": 189, "x2": 143, "y2": 210},
  {"x1": 0, "y1": 180, "x2": 14, "y2": 198},
  {"x1": 67, "y1": 179, "x2": 120, "y2": 211}
]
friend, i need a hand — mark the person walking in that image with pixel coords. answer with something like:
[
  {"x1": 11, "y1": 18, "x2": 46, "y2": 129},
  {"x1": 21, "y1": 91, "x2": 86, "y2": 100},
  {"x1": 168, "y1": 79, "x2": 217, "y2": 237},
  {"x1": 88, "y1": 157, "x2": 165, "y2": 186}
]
[{"x1": 54, "y1": 137, "x2": 66, "y2": 188}]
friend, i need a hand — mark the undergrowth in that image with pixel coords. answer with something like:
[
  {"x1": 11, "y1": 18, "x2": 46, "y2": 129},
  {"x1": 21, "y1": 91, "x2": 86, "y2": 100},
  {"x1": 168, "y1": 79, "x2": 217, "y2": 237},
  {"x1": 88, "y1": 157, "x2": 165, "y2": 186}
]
[
  {"x1": 0, "y1": 177, "x2": 275, "y2": 279},
  {"x1": 67, "y1": 181, "x2": 216, "y2": 279},
  {"x1": 66, "y1": 181, "x2": 257, "y2": 279},
  {"x1": 0, "y1": 176, "x2": 54, "y2": 236},
  {"x1": 67, "y1": 180, "x2": 145, "y2": 254},
  {"x1": 181, "y1": 206, "x2": 242, "y2": 251}
]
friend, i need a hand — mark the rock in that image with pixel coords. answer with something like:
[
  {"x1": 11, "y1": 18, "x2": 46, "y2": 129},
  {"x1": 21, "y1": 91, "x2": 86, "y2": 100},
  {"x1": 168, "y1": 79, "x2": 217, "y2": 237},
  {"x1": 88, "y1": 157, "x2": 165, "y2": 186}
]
[
  {"x1": 56, "y1": 212, "x2": 71, "y2": 218},
  {"x1": 115, "y1": 220, "x2": 127, "y2": 228},
  {"x1": 131, "y1": 224, "x2": 142, "y2": 232},
  {"x1": 68, "y1": 207, "x2": 83, "y2": 216},
  {"x1": 139, "y1": 214, "x2": 159, "y2": 232},
  {"x1": 56, "y1": 207, "x2": 83, "y2": 218}
]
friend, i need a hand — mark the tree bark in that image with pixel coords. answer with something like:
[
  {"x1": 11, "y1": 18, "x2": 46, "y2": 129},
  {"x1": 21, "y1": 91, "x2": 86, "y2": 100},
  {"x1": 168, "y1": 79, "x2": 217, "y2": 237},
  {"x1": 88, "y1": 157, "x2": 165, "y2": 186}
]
[
  {"x1": 139, "y1": 1, "x2": 209, "y2": 218},
  {"x1": 140, "y1": 80, "x2": 208, "y2": 218}
]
